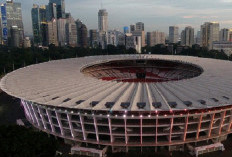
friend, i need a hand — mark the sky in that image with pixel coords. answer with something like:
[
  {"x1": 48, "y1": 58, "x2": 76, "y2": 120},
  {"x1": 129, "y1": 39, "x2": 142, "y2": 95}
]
[{"x1": 10, "y1": 0, "x2": 232, "y2": 35}]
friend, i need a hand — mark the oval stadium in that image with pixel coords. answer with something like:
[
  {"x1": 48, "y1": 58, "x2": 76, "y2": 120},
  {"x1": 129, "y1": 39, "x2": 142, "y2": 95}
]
[{"x1": 1, "y1": 55, "x2": 232, "y2": 156}]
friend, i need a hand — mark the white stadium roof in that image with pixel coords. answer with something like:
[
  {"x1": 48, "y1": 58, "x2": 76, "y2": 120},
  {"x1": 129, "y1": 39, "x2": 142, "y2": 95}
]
[{"x1": 1, "y1": 55, "x2": 232, "y2": 111}]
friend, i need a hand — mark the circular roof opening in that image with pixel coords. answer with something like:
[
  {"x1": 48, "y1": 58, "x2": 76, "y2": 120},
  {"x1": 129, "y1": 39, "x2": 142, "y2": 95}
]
[{"x1": 81, "y1": 59, "x2": 203, "y2": 83}]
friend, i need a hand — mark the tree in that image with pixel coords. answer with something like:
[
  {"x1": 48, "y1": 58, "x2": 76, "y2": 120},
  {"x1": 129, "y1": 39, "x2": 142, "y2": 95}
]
[{"x1": 0, "y1": 125, "x2": 58, "y2": 157}]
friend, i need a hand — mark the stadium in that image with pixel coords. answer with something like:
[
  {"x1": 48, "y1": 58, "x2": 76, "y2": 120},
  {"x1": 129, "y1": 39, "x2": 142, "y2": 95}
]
[{"x1": 1, "y1": 55, "x2": 232, "y2": 156}]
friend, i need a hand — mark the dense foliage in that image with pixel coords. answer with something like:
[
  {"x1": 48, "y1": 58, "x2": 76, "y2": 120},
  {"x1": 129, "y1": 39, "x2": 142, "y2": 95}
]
[
  {"x1": 0, "y1": 125, "x2": 58, "y2": 157},
  {"x1": 0, "y1": 44, "x2": 231, "y2": 76}
]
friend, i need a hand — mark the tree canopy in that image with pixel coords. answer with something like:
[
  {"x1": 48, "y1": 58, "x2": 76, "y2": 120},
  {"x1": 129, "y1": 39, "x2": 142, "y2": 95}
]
[{"x1": 0, "y1": 125, "x2": 58, "y2": 157}]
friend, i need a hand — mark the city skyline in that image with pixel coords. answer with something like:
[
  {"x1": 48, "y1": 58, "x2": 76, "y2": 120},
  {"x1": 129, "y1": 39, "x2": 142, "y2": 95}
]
[{"x1": 15, "y1": 0, "x2": 232, "y2": 35}]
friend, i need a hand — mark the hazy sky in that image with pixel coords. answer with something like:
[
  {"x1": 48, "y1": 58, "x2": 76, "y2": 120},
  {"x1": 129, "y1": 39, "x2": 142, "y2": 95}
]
[{"x1": 12, "y1": 0, "x2": 232, "y2": 35}]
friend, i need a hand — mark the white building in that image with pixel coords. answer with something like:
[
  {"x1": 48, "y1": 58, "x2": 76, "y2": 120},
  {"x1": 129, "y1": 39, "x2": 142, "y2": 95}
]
[
  {"x1": 57, "y1": 18, "x2": 67, "y2": 46},
  {"x1": 213, "y1": 41, "x2": 232, "y2": 56},
  {"x1": 24, "y1": 37, "x2": 31, "y2": 48},
  {"x1": 65, "y1": 14, "x2": 77, "y2": 47},
  {"x1": 201, "y1": 22, "x2": 219, "y2": 49},
  {"x1": 132, "y1": 30, "x2": 146, "y2": 47},
  {"x1": 47, "y1": 18, "x2": 58, "y2": 46},
  {"x1": 98, "y1": 9, "x2": 108, "y2": 32},
  {"x1": 169, "y1": 26, "x2": 179, "y2": 43},
  {"x1": 98, "y1": 9, "x2": 108, "y2": 49}
]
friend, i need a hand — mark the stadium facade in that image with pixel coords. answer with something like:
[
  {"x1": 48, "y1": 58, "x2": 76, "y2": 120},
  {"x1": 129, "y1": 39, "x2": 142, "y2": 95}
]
[{"x1": 1, "y1": 55, "x2": 232, "y2": 156}]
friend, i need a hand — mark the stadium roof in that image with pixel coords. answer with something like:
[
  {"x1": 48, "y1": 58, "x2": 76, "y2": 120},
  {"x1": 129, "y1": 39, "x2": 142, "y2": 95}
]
[{"x1": 1, "y1": 55, "x2": 232, "y2": 111}]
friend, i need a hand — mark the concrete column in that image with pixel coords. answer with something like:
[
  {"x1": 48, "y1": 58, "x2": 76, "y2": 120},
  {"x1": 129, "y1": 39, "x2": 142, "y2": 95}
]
[
  {"x1": 79, "y1": 115, "x2": 86, "y2": 140},
  {"x1": 55, "y1": 111, "x2": 64, "y2": 136},
  {"x1": 46, "y1": 109, "x2": 55, "y2": 133},
  {"x1": 169, "y1": 117, "x2": 174, "y2": 143},
  {"x1": 208, "y1": 113, "x2": 215, "y2": 137},
  {"x1": 94, "y1": 116, "x2": 99, "y2": 142},
  {"x1": 218, "y1": 111, "x2": 226, "y2": 135},
  {"x1": 31, "y1": 104, "x2": 42, "y2": 127},
  {"x1": 108, "y1": 117, "x2": 113, "y2": 143},
  {"x1": 196, "y1": 114, "x2": 203, "y2": 140},
  {"x1": 67, "y1": 114, "x2": 75, "y2": 138},
  {"x1": 124, "y1": 118, "x2": 128, "y2": 144},
  {"x1": 183, "y1": 114, "x2": 189, "y2": 141},
  {"x1": 38, "y1": 107, "x2": 47, "y2": 129}
]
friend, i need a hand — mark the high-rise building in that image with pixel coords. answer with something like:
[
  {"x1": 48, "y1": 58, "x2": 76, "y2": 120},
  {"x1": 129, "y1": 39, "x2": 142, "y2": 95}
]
[
  {"x1": 201, "y1": 22, "x2": 219, "y2": 49},
  {"x1": 147, "y1": 31, "x2": 165, "y2": 47},
  {"x1": 65, "y1": 14, "x2": 77, "y2": 47},
  {"x1": 181, "y1": 26, "x2": 194, "y2": 47},
  {"x1": 169, "y1": 26, "x2": 179, "y2": 43},
  {"x1": 219, "y1": 28, "x2": 229, "y2": 42},
  {"x1": 98, "y1": 9, "x2": 108, "y2": 49},
  {"x1": 119, "y1": 33, "x2": 141, "y2": 53},
  {"x1": 132, "y1": 30, "x2": 146, "y2": 47},
  {"x1": 57, "y1": 18, "x2": 67, "y2": 46},
  {"x1": 98, "y1": 9, "x2": 108, "y2": 32},
  {"x1": 123, "y1": 26, "x2": 129, "y2": 34},
  {"x1": 41, "y1": 23, "x2": 49, "y2": 46},
  {"x1": 89, "y1": 29, "x2": 97, "y2": 48},
  {"x1": 79, "y1": 24, "x2": 88, "y2": 48},
  {"x1": 195, "y1": 31, "x2": 201, "y2": 45},
  {"x1": 75, "y1": 19, "x2": 83, "y2": 47},
  {"x1": 228, "y1": 29, "x2": 232, "y2": 42},
  {"x1": 47, "y1": 18, "x2": 58, "y2": 46},
  {"x1": 47, "y1": 3, "x2": 57, "y2": 20},
  {"x1": 10, "y1": 25, "x2": 19, "y2": 47},
  {"x1": 108, "y1": 30, "x2": 117, "y2": 46},
  {"x1": 49, "y1": 0, "x2": 65, "y2": 19},
  {"x1": 24, "y1": 37, "x2": 31, "y2": 48},
  {"x1": 136, "y1": 22, "x2": 144, "y2": 31},
  {"x1": 130, "y1": 24, "x2": 135, "y2": 33},
  {"x1": 31, "y1": 4, "x2": 47, "y2": 46},
  {"x1": 0, "y1": 0, "x2": 24, "y2": 46}
]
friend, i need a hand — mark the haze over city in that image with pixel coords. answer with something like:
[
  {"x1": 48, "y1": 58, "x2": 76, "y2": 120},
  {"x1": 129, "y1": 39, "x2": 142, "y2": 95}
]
[{"x1": 16, "y1": 0, "x2": 232, "y2": 35}]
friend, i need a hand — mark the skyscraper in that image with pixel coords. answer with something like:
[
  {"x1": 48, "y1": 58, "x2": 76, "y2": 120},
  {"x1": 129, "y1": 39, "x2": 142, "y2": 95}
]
[
  {"x1": 147, "y1": 31, "x2": 165, "y2": 47},
  {"x1": 98, "y1": 9, "x2": 108, "y2": 49},
  {"x1": 65, "y1": 13, "x2": 77, "y2": 47},
  {"x1": 130, "y1": 24, "x2": 135, "y2": 33},
  {"x1": 0, "y1": 0, "x2": 24, "y2": 46},
  {"x1": 31, "y1": 4, "x2": 47, "y2": 46},
  {"x1": 49, "y1": 0, "x2": 65, "y2": 19},
  {"x1": 79, "y1": 24, "x2": 88, "y2": 48},
  {"x1": 75, "y1": 19, "x2": 83, "y2": 47},
  {"x1": 48, "y1": 3, "x2": 57, "y2": 20},
  {"x1": 181, "y1": 26, "x2": 194, "y2": 47},
  {"x1": 219, "y1": 28, "x2": 229, "y2": 42},
  {"x1": 89, "y1": 29, "x2": 97, "y2": 48},
  {"x1": 136, "y1": 22, "x2": 144, "y2": 31},
  {"x1": 98, "y1": 9, "x2": 108, "y2": 32},
  {"x1": 47, "y1": 18, "x2": 58, "y2": 46},
  {"x1": 169, "y1": 26, "x2": 179, "y2": 43},
  {"x1": 57, "y1": 18, "x2": 67, "y2": 46},
  {"x1": 10, "y1": 25, "x2": 19, "y2": 47},
  {"x1": 132, "y1": 30, "x2": 146, "y2": 47},
  {"x1": 201, "y1": 22, "x2": 219, "y2": 49},
  {"x1": 123, "y1": 26, "x2": 129, "y2": 34}
]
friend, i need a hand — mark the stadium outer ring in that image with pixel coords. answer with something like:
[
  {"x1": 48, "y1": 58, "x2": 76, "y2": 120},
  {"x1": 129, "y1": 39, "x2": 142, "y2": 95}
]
[{"x1": 1, "y1": 55, "x2": 232, "y2": 150}]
